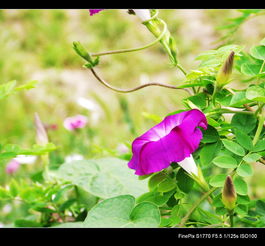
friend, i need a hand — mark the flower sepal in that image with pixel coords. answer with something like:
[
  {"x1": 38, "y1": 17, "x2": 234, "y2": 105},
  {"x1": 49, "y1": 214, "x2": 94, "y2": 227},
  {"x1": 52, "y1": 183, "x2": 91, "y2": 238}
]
[{"x1": 189, "y1": 166, "x2": 209, "y2": 192}]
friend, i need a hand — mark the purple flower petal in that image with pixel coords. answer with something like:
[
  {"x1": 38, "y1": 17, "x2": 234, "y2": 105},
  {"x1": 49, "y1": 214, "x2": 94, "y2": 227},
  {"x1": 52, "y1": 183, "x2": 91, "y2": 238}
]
[
  {"x1": 89, "y1": 9, "x2": 104, "y2": 16},
  {"x1": 128, "y1": 109, "x2": 207, "y2": 175}
]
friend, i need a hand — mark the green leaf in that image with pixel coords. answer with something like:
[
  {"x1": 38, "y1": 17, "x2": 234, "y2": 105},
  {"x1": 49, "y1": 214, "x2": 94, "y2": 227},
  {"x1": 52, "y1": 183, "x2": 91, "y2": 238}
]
[
  {"x1": 157, "y1": 177, "x2": 177, "y2": 193},
  {"x1": 9, "y1": 179, "x2": 19, "y2": 197},
  {"x1": 212, "y1": 193, "x2": 225, "y2": 208},
  {"x1": 235, "y1": 204, "x2": 248, "y2": 216},
  {"x1": 256, "y1": 200, "x2": 265, "y2": 216},
  {"x1": 0, "y1": 80, "x2": 38, "y2": 100},
  {"x1": 212, "y1": 155, "x2": 238, "y2": 168},
  {"x1": 209, "y1": 174, "x2": 227, "y2": 187},
  {"x1": 52, "y1": 184, "x2": 74, "y2": 203},
  {"x1": 83, "y1": 195, "x2": 161, "y2": 228},
  {"x1": 148, "y1": 172, "x2": 167, "y2": 191},
  {"x1": 201, "y1": 125, "x2": 219, "y2": 143},
  {"x1": 237, "y1": 195, "x2": 250, "y2": 205},
  {"x1": 236, "y1": 162, "x2": 254, "y2": 177},
  {"x1": 231, "y1": 114, "x2": 257, "y2": 134},
  {"x1": 246, "y1": 85, "x2": 265, "y2": 103},
  {"x1": 199, "y1": 141, "x2": 222, "y2": 167},
  {"x1": 222, "y1": 139, "x2": 246, "y2": 156},
  {"x1": 0, "y1": 187, "x2": 11, "y2": 199},
  {"x1": 185, "y1": 93, "x2": 207, "y2": 109},
  {"x1": 15, "y1": 80, "x2": 38, "y2": 91},
  {"x1": 53, "y1": 158, "x2": 148, "y2": 199},
  {"x1": 241, "y1": 63, "x2": 263, "y2": 76},
  {"x1": 15, "y1": 219, "x2": 42, "y2": 228},
  {"x1": 0, "y1": 80, "x2": 16, "y2": 100},
  {"x1": 234, "y1": 129, "x2": 253, "y2": 150},
  {"x1": 229, "y1": 91, "x2": 251, "y2": 107},
  {"x1": 261, "y1": 38, "x2": 265, "y2": 46},
  {"x1": 176, "y1": 168, "x2": 194, "y2": 193},
  {"x1": 233, "y1": 176, "x2": 248, "y2": 195},
  {"x1": 243, "y1": 153, "x2": 261, "y2": 163},
  {"x1": 253, "y1": 139, "x2": 265, "y2": 152},
  {"x1": 215, "y1": 207, "x2": 227, "y2": 215},
  {"x1": 206, "y1": 117, "x2": 220, "y2": 127},
  {"x1": 136, "y1": 190, "x2": 175, "y2": 207},
  {"x1": 75, "y1": 186, "x2": 99, "y2": 210},
  {"x1": 250, "y1": 45, "x2": 265, "y2": 60}
]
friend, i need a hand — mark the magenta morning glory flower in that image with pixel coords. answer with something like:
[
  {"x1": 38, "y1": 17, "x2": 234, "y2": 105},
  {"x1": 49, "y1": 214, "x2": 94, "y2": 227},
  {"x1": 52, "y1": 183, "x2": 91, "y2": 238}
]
[
  {"x1": 128, "y1": 109, "x2": 207, "y2": 176},
  {"x1": 63, "y1": 115, "x2": 88, "y2": 131},
  {"x1": 89, "y1": 9, "x2": 104, "y2": 16}
]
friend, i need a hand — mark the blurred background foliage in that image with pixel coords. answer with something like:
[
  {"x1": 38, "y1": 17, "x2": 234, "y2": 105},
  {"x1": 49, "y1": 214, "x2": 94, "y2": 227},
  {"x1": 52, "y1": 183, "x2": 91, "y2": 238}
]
[{"x1": 0, "y1": 9, "x2": 265, "y2": 225}]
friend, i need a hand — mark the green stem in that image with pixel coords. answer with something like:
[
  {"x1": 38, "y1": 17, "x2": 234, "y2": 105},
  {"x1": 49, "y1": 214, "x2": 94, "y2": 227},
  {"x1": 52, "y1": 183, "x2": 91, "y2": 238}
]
[
  {"x1": 206, "y1": 108, "x2": 254, "y2": 117},
  {"x1": 176, "y1": 63, "x2": 187, "y2": 76},
  {"x1": 89, "y1": 67, "x2": 192, "y2": 94},
  {"x1": 177, "y1": 187, "x2": 218, "y2": 227},
  {"x1": 253, "y1": 114, "x2": 265, "y2": 146},
  {"x1": 228, "y1": 209, "x2": 234, "y2": 227},
  {"x1": 259, "y1": 60, "x2": 265, "y2": 74},
  {"x1": 91, "y1": 18, "x2": 168, "y2": 57}
]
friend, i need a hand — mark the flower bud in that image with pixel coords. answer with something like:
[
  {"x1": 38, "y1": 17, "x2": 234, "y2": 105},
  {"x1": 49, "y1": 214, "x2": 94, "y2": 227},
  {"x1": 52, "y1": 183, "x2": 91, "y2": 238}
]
[
  {"x1": 216, "y1": 51, "x2": 235, "y2": 88},
  {"x1": 142, "y1": 12, "x2": 178, "y2": 66},
  {"x1": 73, "y1": 41, "x2": 93, "y2": 63},
  {"x1": 133, "y1": 9, "x2": 151, "y2": 22},
  {"x1": 34, "y1": 113, "x2": 48, "y2": 145},
  {"x1": 222, "y1": 175, "x2": 237, "y2": 210}
]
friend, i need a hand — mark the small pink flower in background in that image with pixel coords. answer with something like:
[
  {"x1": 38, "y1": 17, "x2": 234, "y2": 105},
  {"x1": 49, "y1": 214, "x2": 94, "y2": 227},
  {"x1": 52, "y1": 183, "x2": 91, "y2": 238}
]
[
  {"x1": 63, "y1": 115, "x2": 88, "y2": 131},
  {"x1": 6, "y1": 159, "x2": 20, "y2": 175},
  {"x1": 89, "y1": 9, "x2": 104, "y2": 16}
]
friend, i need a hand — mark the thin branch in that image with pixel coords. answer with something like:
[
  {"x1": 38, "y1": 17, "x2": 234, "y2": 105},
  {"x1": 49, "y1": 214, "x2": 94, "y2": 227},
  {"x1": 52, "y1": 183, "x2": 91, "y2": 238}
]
[
  {"x1": 89, "y1": 67, "x2": 193, "y2": 94},
  {"x1": 177, "y1": 187, "x2": 218, "y2": 227},
  {"x1": 90, "y1": 18, "x2": 168, "y2": 57}
]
